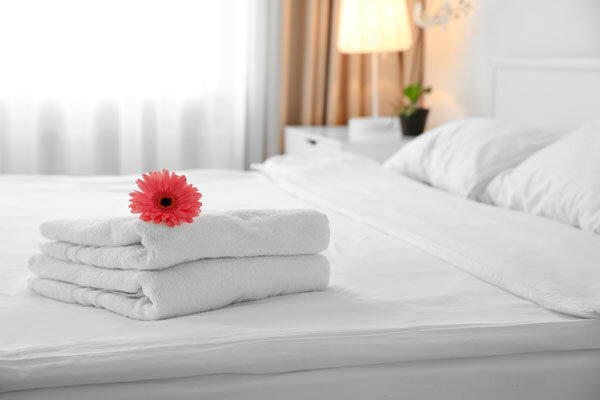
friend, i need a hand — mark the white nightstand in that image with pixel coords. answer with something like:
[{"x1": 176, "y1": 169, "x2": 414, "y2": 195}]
[{"x1": 284, "y1": 126, "x2": 412, "y2": 163}]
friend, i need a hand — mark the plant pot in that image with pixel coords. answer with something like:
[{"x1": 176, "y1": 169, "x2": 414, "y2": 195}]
[{"x1": 400, "y1": 108, "x2": 429, "y2": 137}]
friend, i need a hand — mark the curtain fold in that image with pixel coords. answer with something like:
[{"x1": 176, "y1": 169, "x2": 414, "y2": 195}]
[
  {"x1": 244, "y1": 0, "x2": 283, "y2": 167},
  {"x1": 0, "y1": 0, "x2": 264, "y2": 175},
  {"x1": 279, "y1": 0, "x2": 424, "y2": 151}
]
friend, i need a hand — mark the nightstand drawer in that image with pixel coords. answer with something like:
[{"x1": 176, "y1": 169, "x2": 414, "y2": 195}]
[{"x1": 285, "y1": 127, "x2": 342, "y2": 156}]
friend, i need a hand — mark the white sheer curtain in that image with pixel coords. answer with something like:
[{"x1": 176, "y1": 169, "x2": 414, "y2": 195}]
[{"x1": 0, "y1": 0, "x2": 278, "y2": 174}]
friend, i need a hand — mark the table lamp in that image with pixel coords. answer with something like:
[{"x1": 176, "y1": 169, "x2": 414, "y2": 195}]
[{"x1": 338, "y1": 0, "x2": 413, "y2": 141}]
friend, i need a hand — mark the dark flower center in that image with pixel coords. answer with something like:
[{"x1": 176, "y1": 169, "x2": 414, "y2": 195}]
[{"x1": 158, "y1": 196, "x2": 175, "y2": 209}]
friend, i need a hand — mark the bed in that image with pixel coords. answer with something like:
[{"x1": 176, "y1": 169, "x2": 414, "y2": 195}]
[{"x1": 1, "y1": 59, "x2": 600, "y2": 399}]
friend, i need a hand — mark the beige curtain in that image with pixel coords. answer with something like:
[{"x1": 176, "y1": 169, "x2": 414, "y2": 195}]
[{"x1": 279, "y1": 0, "x2": 424, "y2": 152}]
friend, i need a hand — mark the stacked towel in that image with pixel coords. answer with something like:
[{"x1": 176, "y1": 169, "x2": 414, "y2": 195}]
[{"x1": 28, "y1": 209, "x2": 330, "y2": 320}]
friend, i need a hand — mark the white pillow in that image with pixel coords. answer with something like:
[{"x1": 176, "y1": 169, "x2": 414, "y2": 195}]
[
  {"x1": 484, "y1": 124, "x2": 600, "y2": 234},
  {"x1": 384, "y1": 118, "x2": 561, "y2": 199}
]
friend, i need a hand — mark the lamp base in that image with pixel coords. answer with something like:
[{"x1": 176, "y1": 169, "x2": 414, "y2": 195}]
[{"x1": 348, "y1": 116, "x2": 401, "y2": 142}]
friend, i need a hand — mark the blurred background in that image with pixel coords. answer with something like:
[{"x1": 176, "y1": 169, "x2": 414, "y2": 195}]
[{"x1": 0, "y1": 0, "x2": 598, "y2": 175}]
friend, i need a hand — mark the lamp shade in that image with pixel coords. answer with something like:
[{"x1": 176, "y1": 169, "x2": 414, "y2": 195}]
[{"x1": 337, "y1": 0, "x2": 413, "y2": 54}]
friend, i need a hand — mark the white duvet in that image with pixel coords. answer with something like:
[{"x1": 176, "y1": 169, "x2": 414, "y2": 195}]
[
  {"x1": 258, "y1": 154, "x2": 600, "y2": 318},
  {"x1": 1, "y1": 156, "x2": 600, "y2": 394}
]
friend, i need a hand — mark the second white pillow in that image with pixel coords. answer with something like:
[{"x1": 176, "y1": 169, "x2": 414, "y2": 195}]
[{"x1": 484, "y1": 124, "x2": 600, "y2": 234}]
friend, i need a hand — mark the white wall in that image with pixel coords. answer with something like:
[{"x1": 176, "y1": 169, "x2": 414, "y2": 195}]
[{"x1": 424, "y1": 0, "x2": 600, "y2": 127}]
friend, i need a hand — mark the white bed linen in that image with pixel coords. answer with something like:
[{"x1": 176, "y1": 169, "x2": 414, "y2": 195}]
[
  {"x1": 5, "y1": 351, "x2": 600, "y2": 400},
  {"x1": 258, "y1": 154, "x2": 600, "y2": 317},
  {"x1": 1, "y1": 161, "x2": 600, "y2": 394}
]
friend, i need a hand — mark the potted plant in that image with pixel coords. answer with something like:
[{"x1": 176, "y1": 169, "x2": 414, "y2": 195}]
[
  {"x1": 397, "y1": 83, "x2": 431, "y2": 136},
  {"x1": 396, "y1": 0, "x2": 472, "y2": 136}
]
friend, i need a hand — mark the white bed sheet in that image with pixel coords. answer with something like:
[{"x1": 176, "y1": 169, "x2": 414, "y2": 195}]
[{"x1": 1, "y1": 160, "x2": 600, "y2": 395}]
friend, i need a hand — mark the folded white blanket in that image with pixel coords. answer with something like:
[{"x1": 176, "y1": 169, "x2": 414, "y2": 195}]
[
  {"x1": 40, "y1": 209, "x2": 329, "y2": 270},
  {"x1": 29, "y1": 254, "x2": 330, "y2": 320}
]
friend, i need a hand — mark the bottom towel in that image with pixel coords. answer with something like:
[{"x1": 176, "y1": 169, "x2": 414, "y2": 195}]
[{"x1": 28, "y1": 254, "x2": 329, "y2": 320}]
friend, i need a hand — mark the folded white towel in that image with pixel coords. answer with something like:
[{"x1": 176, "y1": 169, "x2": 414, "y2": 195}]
[
  {"x1": 29, "y1": 254, "x2": 330, "y2": 320},
  {"x1": 40, "y1": 209, "x2": 329, "y2": 270}
]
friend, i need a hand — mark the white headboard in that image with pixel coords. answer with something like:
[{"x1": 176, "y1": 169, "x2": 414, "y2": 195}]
[{"x1": 491, "y1": 58, "x2": 600, "y2": 130}]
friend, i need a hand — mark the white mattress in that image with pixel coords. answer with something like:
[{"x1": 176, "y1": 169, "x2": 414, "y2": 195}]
[
  {"x1": 1, "y1": 156, "x2": 600, "y2": 396},
  {"x1": 5, "y1": 351, "x2": 600, "y2": 400}
]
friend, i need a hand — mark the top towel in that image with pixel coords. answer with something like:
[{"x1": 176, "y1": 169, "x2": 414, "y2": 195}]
[{"x1": 40, "y1": 209, "x2": 330, "y2": 270}]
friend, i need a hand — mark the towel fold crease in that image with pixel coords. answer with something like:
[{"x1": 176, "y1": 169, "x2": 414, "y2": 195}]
[
  {"x1": 29, "y1": 254, "x2": 330, "y2": 320},
  {"x1": 40, "y1": 209, "x2": 330, "y2": 270}
]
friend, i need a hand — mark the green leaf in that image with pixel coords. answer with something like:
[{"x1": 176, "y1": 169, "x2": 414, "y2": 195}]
[
  {"x1": 403, "y1": 83, "x2": 422, "y2": 104},
  {"x1": 402, "y1": 83, "x2": 432, "y2": 106}
]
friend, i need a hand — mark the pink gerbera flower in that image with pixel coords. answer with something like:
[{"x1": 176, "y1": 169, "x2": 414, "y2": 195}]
[{"x1": 129, "y1": 169, "x2": 202, "y2": 227}]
